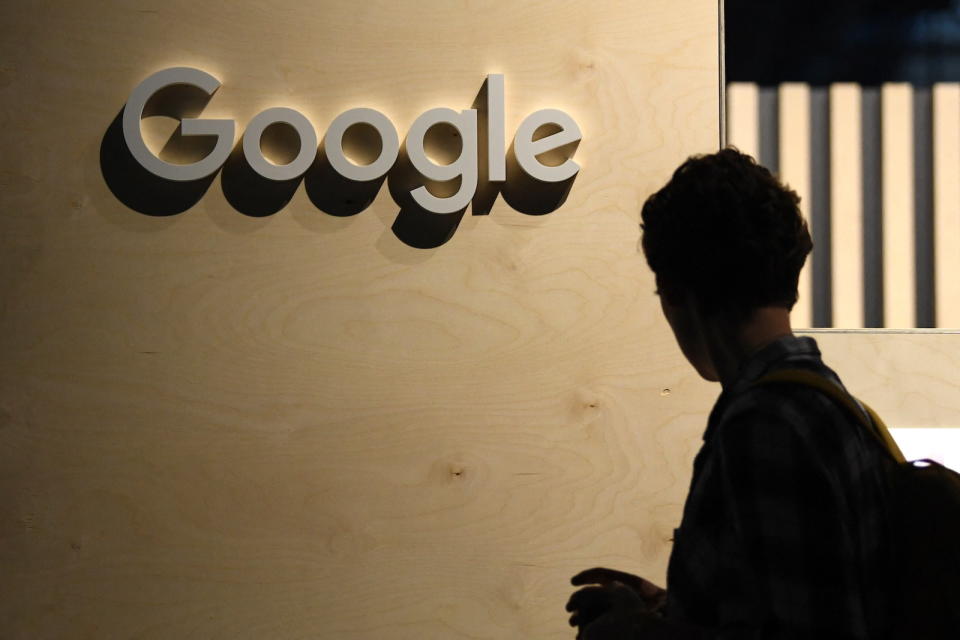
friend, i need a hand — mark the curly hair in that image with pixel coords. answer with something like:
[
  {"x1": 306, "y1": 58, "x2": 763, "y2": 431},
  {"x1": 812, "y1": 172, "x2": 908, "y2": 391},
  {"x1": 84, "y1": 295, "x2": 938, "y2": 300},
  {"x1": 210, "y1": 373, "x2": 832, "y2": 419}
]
[{"x1": 640, "y1": 148, "x2": 812, "y2": 320}]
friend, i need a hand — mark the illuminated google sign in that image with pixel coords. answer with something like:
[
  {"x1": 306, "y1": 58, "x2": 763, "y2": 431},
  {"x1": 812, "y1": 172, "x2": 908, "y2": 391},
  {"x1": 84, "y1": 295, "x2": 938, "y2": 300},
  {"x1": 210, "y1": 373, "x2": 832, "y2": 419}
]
[{"x1": 122, "y1": 67, "x2": 582, "y2": 215}]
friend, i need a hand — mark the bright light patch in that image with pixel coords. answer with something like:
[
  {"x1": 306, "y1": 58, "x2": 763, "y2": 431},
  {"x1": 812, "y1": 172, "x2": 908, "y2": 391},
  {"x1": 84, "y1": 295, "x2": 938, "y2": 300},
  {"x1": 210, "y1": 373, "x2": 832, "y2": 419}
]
[{"x1": 888, "y1": 428, "x2": 960, "y2": 472}]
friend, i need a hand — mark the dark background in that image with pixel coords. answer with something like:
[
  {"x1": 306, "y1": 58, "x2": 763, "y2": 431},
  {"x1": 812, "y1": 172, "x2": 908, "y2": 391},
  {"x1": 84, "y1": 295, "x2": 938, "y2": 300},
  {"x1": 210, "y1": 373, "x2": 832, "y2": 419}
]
[{"x1": 726, "y1": 0, "x2": 960, "y2": 84}]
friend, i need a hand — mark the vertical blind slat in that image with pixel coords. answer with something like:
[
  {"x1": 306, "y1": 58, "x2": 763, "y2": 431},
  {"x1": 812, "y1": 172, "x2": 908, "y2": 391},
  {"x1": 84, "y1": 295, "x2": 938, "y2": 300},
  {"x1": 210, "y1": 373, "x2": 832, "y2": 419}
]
[
  {"x1": 829, "y1": 84, "x2": 864, "y2": 328},
  {"x1": 881, "y1": 83, "x2": 916, "y2": 329},
  {"x1": 724, "y1": 82, "x2": 959, "y2": 328},
  {"x1": 727, "y1": 83, "x2": 759, "y2": 159},
  {"x1": 780, "y1": 83, "x2": 814, "y2": 328},
  {"x1": 811, "y1": 87, "x2": 832, "y2": 327},
  {"x1": 758, "y1": 86, "x2": 780, "y2": 174},
  {"x1": 934, "y1": 84, "x2": 960, "y2": 328},
  {"x1": 862, "y1": 87, "x2": 885, "y2": 328},
  {"x1": 913, "y1": 87, "x2": 935, "y2": 328}
]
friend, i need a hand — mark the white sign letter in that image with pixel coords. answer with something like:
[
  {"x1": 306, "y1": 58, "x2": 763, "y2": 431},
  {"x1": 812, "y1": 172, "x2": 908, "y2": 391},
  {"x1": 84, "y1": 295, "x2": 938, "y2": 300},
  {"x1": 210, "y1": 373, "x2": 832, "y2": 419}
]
[
  {"x1": 242, "y1": 107, "x2": 318, "y2": 181},
  {"x1": 325, "y1": 108, "x2": 400, "y2": 182},
  {"x1": 514, "y1": 108, "x2": 582, "y2": 183},
  {"x1": 487, "y1": 74, "x2": 506, "y2": 182},
  {"x1": 122, "y1": 67, "x2": 235, "y2": 182},
  {"x1": 406, "y1": 108, "x2": 478, "y2": 214}
]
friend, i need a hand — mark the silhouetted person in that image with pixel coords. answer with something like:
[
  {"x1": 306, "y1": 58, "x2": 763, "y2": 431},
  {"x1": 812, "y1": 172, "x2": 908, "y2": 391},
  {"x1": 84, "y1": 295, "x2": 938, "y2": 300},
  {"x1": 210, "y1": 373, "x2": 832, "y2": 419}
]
[{"x1": 566, "y1": 149, "x2": 892, "y2": 639}]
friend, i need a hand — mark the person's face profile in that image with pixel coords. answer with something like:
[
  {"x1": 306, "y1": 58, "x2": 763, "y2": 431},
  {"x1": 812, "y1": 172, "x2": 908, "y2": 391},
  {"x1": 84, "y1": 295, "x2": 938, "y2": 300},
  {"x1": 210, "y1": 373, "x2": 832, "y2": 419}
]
[{"x1": 659, "y1": 292, "x2": 719, "y2": 382}]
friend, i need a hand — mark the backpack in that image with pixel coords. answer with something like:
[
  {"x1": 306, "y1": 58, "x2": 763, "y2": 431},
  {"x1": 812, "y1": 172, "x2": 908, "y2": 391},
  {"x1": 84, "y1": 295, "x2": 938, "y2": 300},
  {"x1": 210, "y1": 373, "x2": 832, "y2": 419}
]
[{"x1": 757, "y1": 369, "x2": 960, "y2": 639}]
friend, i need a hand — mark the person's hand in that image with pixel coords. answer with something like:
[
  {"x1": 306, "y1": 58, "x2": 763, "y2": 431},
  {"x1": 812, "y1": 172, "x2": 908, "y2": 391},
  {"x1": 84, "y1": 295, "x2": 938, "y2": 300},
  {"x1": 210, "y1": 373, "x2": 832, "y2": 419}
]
[
  {"x1": 569, "y1": 580, "x2": 651, "y2": 639},
  {"x1": 566, "y1": 567, "x2": 666, "y2": 638}
]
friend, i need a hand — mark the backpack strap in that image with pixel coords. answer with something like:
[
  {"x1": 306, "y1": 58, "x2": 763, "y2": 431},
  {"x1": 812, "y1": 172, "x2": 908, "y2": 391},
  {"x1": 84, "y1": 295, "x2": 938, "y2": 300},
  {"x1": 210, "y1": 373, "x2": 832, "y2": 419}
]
[{"x1": 757, "y1": 369, "x2": 906, "y2": 463}]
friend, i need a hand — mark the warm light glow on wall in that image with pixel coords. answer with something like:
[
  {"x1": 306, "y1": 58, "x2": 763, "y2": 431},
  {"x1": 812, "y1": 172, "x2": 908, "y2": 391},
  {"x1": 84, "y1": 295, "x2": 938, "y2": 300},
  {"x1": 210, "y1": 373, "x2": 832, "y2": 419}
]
[{"x1": 889, "y1": 428, "x2": 960, "y2": 472}]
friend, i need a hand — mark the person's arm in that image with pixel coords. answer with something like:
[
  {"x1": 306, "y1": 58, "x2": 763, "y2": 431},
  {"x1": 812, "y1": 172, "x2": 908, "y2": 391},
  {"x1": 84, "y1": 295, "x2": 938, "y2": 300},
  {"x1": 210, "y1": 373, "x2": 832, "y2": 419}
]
[
  {"x1": 567, "y1": 567, "x2": 714, "y2": 640},
  {"x1": 567, "y1": 569, "x2": 714, "y2": 639},
  {"x1": 578, "y1": 605, "x2": 715, "y2": 640}
]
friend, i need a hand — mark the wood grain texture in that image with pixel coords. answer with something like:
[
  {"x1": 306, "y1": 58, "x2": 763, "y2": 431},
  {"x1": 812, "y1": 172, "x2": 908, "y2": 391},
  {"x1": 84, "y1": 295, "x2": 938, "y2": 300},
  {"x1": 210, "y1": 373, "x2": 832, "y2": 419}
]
[
  {"x1": 881, "y1": 84, "x2": 915, "y2": 329},
  {"x1": 933, "y1": 84, "x2": 960, "y2": 328},
  {"x1": 779, "y1": 83, "x2": 813, "y2": 328},
  {"x1": 829, "y1": 84, "x2": 865, "y2": 328},
  {"x1": 801, "y1": 331, "x2": 960, "y2": 429},
  {"x1": 0, "y1": 1, "x2": 720, "y2": 638}
]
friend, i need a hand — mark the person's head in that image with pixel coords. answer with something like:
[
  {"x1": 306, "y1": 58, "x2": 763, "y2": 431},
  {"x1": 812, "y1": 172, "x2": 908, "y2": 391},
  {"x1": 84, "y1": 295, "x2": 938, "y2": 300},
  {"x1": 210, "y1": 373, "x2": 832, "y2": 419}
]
[{"x1": 640, "y1": 148, "x2": 812, "y2": 380}]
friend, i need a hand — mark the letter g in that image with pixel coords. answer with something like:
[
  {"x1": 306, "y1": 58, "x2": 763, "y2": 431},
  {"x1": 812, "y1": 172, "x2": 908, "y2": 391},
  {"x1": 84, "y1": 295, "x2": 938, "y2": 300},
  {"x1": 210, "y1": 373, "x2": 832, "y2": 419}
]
[{"x1": 122, "y1": 67, "x2": 234, "y2": 181}]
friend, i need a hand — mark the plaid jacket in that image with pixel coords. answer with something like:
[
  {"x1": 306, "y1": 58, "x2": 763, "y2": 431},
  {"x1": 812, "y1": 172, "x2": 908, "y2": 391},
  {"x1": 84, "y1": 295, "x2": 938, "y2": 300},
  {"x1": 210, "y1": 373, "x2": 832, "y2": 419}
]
[{"x1": 664, "y1": 336, "x2": 892, "y2": 639}]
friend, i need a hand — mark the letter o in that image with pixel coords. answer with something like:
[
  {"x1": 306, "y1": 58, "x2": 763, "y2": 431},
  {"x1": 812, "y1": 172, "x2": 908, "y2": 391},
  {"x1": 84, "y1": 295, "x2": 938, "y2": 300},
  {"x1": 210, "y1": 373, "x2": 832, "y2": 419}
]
[
  {"x1": 325, "y1": 108, "x2": 400, "y2": 182},
  {"x1": 242, "y1": 107, "x2": 318, "y2": 181}
]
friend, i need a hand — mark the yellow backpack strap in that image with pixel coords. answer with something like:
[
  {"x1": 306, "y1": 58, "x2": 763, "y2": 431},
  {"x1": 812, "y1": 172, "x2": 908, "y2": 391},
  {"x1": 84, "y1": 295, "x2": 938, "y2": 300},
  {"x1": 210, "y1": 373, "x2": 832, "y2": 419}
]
[{"x1": 757, "y1": 368, "x2": 906, "y2": 463}]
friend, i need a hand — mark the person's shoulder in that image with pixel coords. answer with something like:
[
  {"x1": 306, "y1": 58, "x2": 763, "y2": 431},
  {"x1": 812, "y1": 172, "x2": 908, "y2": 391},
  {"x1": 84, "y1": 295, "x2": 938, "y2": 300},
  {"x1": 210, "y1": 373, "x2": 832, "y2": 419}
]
[
  {"x1": 713, "y1": 375, "x2": 856, "y2": 458},
  {"x1": 720, "y1": 377, "x2": 840, "y2": 427}
]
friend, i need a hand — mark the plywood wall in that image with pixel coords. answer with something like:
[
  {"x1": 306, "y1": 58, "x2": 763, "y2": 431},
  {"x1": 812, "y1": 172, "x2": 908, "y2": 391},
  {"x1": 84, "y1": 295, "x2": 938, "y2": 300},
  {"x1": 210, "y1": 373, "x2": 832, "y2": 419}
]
[
  {"x1": 0, "y1": 1, "x2": 721, "y2": 637},
  {"x1": 805, "y1": 331, "x2": 960, "y2": 429}
]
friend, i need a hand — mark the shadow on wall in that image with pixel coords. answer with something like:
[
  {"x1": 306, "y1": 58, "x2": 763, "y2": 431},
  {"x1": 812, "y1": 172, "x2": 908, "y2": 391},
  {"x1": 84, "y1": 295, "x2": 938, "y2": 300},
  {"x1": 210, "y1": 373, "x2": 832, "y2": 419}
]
[
  {"x1": 100, "y1": 109, "x2": 215, "y2": 216},
  {"x1": 387, "y1": 136, "x2": 467, "y2": 249},
  {"x1": 220, "y1": 134, "x2": 302, "y2": 218},
  {"x1": 99, "y1": 78, "x2": 578, "y2": 248},
  {"x1": 305, "y1": 127, "x2": 389, "y2": 219},
  {"x1": 100, "y1": 83, "x2": 222, "y2": 216}
]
